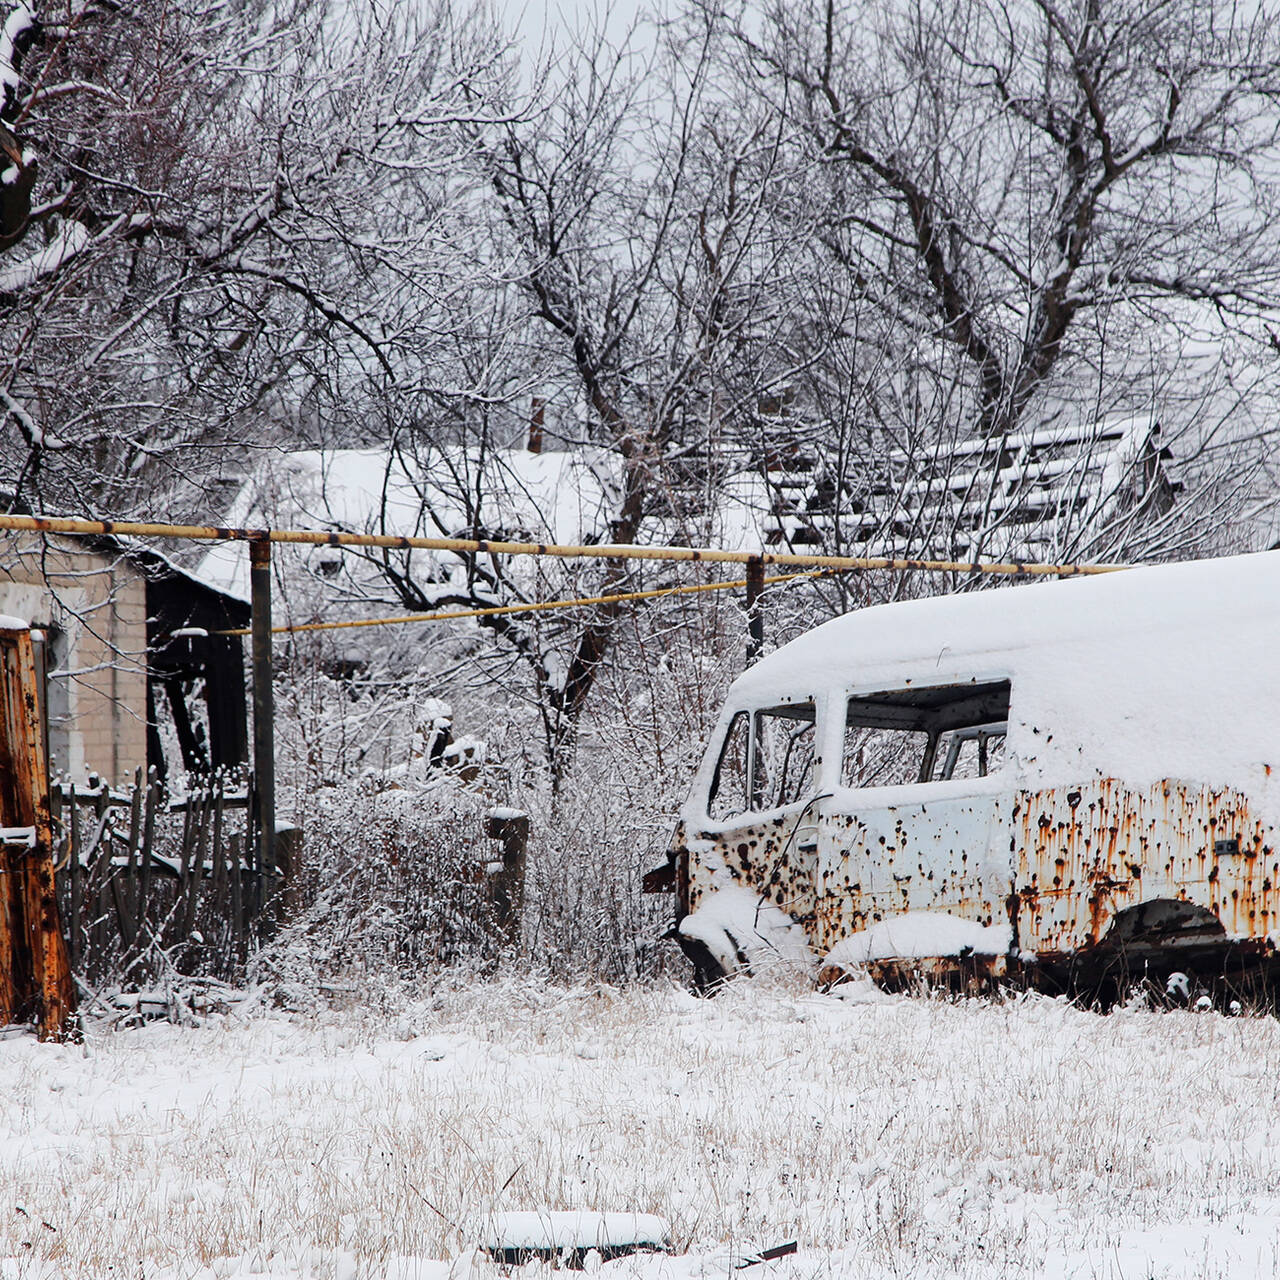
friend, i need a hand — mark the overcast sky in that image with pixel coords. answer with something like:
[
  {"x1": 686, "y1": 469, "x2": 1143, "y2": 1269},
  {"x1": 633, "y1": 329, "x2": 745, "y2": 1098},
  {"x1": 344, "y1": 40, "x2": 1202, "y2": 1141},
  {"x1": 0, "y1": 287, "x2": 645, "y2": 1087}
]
[{"x1": 499, "y1": 0, "x2": 651, "y2": 59}]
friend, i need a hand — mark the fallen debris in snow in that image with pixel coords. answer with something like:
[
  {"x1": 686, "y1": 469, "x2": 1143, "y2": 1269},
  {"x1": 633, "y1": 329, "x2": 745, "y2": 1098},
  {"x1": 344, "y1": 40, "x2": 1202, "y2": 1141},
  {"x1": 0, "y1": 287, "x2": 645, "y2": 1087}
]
[
  {"x1": 735, "y1": 1240, "x2": 799, "y2": 1268},
  {"x1": 482, "y1": 1210, "x2": 671, "y2": 1267}
]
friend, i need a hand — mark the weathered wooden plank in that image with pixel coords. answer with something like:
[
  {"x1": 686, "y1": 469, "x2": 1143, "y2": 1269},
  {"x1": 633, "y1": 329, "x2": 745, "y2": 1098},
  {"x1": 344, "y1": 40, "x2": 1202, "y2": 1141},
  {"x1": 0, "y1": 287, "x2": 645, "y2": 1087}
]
[
  {"x1": 180, "y1": 790, "x2": 211, "y2": 940},
  {"x1": 229, "y1": 831, "x2": 243, "y2": 950},
  {"x1": 107, "y1": 850, "x2": 136, "y2": 947},
  {"x1": 0, "y1": 847, "x2": 17, "y2": 1026},
  {"x1": 139, "y1": 770, "x2": 156, "y2": 942},
  {"x1": 210, "y1": 781, "x2": 227, "y2": 942},
  {"x1": 2, "y1": 630, "x2": 76, "y2": 1039},
  {"x1": 124, "y1": 767, "x2": 143, "y2": 941},
  {"x1": 68, "y1": 784, "x2": 82, "y2": 973}
]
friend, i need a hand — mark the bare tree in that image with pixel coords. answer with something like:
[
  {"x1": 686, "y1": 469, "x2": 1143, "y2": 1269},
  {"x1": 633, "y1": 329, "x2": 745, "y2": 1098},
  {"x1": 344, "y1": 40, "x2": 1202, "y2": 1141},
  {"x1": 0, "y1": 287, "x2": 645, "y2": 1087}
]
[
  {"x1": 9, "y1": 0, "x2": 1276, "y2": 793},
  {"x1": 726, "y1": 0, "x2": 1280, "y2": 430},
  {"x1": 0, "y1": 0, "x2": 514, "y2": 519},
  {"x1": 348, "y1": 13, "x2": 822, "y2": 777},
  {"x1": 698, "y1": 0, "x2": 1280, "y2": 568}
]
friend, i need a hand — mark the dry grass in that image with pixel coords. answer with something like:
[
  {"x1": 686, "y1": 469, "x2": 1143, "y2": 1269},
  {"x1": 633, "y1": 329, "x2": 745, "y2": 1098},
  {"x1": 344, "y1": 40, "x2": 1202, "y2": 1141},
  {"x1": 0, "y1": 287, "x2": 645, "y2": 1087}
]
[{"x1": 3, "y1": 978, "x2": 1280, "y2": 1278}]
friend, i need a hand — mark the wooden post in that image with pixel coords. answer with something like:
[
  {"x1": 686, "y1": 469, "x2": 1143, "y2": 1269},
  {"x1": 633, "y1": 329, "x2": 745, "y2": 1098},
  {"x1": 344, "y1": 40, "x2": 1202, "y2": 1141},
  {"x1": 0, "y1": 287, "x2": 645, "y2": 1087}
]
[
  {"x1": 486, "y1": 810, "x2": 528, "y2": 949},
  {"x1": 745, "y1": 555, "x2": 765, "y2": 665},
  {"x1": 0, "y1": 628, "x2": 77, "y2": 1040},
  {"x1": 249, "y1": 539, "x2": 276, "y2": 905},
  {"x1": 275, "y1": 825, "x2": 303, "y2": 923}
]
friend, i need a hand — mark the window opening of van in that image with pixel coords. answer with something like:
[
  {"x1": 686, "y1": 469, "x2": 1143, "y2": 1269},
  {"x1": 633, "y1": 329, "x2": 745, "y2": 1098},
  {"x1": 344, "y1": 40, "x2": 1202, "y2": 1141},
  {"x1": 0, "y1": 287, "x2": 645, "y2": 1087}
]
[
  {"x1": 707, "y1": 702, "x2": 817, "y2": 818},
  {"x1": 754, "y1": 704, "x2": 816, "y2": 810},
  {"x1": 937, "y1": 722, "x2": 1007, "y2": 781},
  {"x1": 842, "y1": 681, "x2": 1009, "y2": 788},
  {"x1": 708, "y1": 710, "x2": 751, "y2": 820}
]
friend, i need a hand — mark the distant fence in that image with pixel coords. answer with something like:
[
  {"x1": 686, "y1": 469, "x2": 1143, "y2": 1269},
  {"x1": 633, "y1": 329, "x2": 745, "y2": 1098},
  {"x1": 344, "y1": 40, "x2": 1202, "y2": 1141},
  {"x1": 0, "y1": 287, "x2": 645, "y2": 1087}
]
[
  {"x1": 51, "y1": 769, "x2": 291, "y2": 985},
  {"x1": 50, "y1": 770, "x2": 528, "y2": 990}
]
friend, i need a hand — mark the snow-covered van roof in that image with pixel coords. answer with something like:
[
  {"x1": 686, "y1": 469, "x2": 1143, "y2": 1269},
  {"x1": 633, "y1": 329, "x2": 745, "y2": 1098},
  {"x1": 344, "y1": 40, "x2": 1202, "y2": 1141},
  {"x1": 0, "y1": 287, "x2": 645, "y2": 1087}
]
[{"x1": 721, "y1": 552, "x2": 1280, "y2": 792}]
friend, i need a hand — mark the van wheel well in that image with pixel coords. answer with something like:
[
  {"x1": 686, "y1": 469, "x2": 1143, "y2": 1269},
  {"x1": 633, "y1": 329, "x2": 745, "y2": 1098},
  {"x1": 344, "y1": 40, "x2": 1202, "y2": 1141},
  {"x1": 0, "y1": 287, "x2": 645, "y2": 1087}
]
[
  {"x1": 1101, "y1": 898, "x2": 1226, "y2": 950},
  {"x1": 1070, "y1": 898, "x2": 1277, "y2": 1011}
]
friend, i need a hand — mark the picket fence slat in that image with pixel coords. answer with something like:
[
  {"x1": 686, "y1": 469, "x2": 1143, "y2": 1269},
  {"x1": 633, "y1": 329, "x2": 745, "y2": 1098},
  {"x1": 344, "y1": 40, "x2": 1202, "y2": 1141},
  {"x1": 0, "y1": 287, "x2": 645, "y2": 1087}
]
[{"x1": 68, "y1": 792, "x2": 82, "y2": 973}]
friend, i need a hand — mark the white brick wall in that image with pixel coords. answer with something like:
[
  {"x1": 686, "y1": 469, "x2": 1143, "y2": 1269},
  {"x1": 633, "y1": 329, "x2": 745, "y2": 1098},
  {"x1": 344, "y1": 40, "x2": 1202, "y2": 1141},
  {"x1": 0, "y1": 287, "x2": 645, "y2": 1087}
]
[{"x1": 0, "y1": 535, "x2": 149, "y2": 785}]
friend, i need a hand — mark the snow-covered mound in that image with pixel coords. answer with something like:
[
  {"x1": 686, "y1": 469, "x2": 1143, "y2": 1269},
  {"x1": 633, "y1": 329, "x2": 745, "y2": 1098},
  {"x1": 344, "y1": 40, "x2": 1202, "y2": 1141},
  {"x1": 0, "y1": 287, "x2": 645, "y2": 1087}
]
[
  {"x1": 824, "y1": 912, "x2": 1012, "y2": 971},
  {"x1": 678, "y1": 884, "x2": 815, "y2": 975}
]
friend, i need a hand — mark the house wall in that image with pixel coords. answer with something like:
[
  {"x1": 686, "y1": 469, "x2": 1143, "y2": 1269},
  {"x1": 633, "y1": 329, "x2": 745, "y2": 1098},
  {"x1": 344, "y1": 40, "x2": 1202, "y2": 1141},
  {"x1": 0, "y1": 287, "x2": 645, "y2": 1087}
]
[{"x1": 0, "y1": 534, "x2": 148, "y2": 784}]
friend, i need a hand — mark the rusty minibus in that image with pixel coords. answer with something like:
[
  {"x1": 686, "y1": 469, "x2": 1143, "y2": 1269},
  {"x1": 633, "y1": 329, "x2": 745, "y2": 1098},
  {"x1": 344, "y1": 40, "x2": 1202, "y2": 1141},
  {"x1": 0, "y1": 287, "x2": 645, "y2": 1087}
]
[{"x1": 664, "y1": 553, "x2": 1280, "y2": 998}]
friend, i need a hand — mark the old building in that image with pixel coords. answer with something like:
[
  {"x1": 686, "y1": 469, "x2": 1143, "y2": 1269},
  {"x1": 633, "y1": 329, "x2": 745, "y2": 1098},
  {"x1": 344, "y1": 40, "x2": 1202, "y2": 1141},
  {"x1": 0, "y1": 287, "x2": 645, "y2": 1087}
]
[{"x1": 0, "y1": 529, "x2": 249, "y2": 785}]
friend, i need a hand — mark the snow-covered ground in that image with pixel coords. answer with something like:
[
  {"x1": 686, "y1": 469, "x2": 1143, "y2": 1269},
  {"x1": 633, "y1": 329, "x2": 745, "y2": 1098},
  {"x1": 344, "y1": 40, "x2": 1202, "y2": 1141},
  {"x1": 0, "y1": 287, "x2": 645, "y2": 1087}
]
[{"x1": 3, "y1": 978, "x2": 1280, "y2": 1279}]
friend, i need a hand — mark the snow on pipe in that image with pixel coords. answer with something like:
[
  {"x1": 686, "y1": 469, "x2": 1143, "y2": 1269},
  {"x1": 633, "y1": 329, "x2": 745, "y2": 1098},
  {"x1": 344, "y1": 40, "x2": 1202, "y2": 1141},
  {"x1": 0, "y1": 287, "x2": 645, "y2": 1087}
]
[{"x1": 0, "y1": 512, "x2": 1127, "y2": 577}]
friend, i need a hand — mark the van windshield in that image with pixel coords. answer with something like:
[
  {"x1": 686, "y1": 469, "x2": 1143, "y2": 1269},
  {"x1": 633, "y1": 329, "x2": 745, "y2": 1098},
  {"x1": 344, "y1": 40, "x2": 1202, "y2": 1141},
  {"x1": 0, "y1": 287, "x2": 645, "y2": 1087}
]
[
  {"x1": 843, "y1": 681, "x2": 1009, "y2": 788},
  {"x1": 708, "y1": 702, "x2": 817, "y2": 819}
]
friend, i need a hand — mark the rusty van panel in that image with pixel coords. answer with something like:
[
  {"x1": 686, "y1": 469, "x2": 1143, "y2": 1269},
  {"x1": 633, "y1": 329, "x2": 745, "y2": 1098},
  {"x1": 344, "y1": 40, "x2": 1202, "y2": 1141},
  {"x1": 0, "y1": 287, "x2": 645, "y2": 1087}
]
[
  {"x1": 677, "y1": 776, "x2": 1280, "y2": 982},
  {"x1": 804, "y1": 791, "x2": 1009, "y2": 957},
  {"x1": 677, "y1": 806, "x2": 822, "y2": 929},
  {"x1": 679, "y1": 787, "x2": 1012, "y2": 962},
  {"x1": 1010, "y1": 778, "x2": 1279, "y2": 954}
]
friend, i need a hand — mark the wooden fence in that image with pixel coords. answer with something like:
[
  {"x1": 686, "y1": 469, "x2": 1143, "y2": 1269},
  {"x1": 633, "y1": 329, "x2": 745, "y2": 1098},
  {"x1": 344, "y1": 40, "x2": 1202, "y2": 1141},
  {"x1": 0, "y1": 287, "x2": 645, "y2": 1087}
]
[{"x1": 52, "y1": 770, "x2": 286, "y2": 985}]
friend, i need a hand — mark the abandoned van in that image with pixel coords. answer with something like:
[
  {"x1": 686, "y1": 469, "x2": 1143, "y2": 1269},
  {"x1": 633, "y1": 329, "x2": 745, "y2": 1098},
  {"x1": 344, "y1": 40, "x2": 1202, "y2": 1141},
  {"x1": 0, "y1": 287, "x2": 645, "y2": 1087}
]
[{"x1": 666, "y1": 552, "x2": 1280, "y2": 998}]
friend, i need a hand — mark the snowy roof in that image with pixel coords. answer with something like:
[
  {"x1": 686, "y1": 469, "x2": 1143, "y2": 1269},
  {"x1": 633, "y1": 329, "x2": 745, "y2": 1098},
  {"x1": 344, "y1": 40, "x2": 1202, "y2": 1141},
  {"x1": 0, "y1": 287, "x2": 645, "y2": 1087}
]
[
  {"x1": 197, "y1": 445, "x2": 619, "y2": 602},
  {"x1": 760, "y1": 413, "x2": 1175, "y2": 555},
  {"x1": 716, "y1": 552, "x2": 1280, "y2": 791},
  {"x1": 0, "y1": 502, "x2": 247, "y2": 608}
]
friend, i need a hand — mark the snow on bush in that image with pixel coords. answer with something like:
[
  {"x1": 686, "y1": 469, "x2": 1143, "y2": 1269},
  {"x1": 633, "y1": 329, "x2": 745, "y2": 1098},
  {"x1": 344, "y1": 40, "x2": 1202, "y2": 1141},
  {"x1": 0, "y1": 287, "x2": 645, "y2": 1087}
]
[{"x1": 255, "y1": 782, "x2": 503, "y2": 999}]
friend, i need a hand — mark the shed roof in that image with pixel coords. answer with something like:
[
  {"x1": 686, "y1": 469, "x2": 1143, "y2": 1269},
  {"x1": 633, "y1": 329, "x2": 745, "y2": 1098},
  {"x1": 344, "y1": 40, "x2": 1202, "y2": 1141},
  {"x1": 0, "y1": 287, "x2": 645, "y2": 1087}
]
[{"x1": 196, "y1": 445, "x2": 618, "y2": 603}]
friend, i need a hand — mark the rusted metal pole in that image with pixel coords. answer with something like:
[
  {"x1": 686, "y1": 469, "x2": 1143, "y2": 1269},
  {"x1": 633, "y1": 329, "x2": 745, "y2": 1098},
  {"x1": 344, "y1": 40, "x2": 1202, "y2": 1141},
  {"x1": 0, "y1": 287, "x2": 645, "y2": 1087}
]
[
  {"x1": 0, "y1": 512, "x2": 1128, "y2": 578},
  {"x1": 249, "y1": 539, "x2": 275, "y2": 898},
  {"x1": 746, "y1": 556, "x2": 765, "y2": 665}
]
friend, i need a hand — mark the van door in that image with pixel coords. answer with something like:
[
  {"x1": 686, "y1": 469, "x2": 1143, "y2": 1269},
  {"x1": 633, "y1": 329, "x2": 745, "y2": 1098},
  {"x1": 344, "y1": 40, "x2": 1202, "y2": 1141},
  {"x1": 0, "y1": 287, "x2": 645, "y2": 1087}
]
[
  {"x1": 810, "y1": 680, "x2": 1015, "y2": 959},
  {"x1": 692, "y1": 698, "x2": 826, "y2": 927}
]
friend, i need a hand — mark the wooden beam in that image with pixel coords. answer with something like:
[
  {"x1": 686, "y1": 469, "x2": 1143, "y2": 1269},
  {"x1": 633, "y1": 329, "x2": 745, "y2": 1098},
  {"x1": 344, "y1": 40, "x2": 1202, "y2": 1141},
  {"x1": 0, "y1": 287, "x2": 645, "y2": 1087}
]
[{"x1": 0, "y1": 627, "x2": 76, "y2": 1039}]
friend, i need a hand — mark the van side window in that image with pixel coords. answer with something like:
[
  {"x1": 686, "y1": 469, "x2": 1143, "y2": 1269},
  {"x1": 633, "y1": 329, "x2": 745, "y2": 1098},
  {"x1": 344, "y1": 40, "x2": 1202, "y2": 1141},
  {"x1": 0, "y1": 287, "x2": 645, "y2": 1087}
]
[
  {"x1": 755, "y1": 705, "x2": 816, "y2": 810},
  {"x1": 936, "y1": 723, "x2": 1006, "y2": 781},
  {"x1": 843, "y1": 724, "x2": 931, "y2": 788},
  {"x1": 707, "y1": 702, "x2": 817, "y2": 818},
  {"x1": 843, "y1": 681, "x2": 1010, "y2": 788},
  {"x1": 708, "y1": 711, "x2": 751, "y2": 819}
]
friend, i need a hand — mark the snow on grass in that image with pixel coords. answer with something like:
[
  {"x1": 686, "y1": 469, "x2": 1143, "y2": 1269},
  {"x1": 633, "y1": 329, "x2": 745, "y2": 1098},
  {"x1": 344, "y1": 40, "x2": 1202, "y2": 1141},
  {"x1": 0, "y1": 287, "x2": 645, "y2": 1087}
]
[{"x1": 3, "y1": 978, "x2": 1280, "y2": 1278}]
